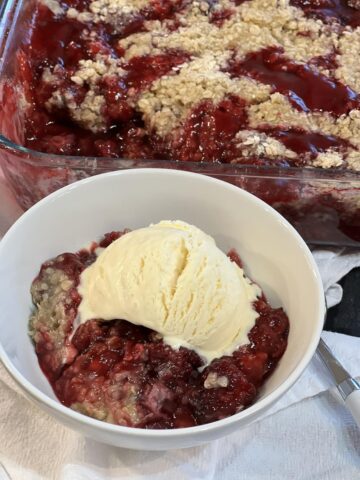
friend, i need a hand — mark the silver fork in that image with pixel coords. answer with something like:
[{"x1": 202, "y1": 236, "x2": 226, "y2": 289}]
[{"x1": 317, "y1": 337, "x2": 360, "y2": 427}]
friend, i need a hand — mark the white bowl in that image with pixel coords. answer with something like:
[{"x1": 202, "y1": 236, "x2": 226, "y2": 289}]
[{"x1": 0, "y1": 169, "x2": 325, "y2": 450}]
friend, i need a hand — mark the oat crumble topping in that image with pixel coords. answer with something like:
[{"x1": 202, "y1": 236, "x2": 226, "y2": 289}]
[
  {"x1": 336, "y1": 28, "x2": 360, "y2": 93},
  {"x1": 30, "y1": 265, "x2": 77, "y2": 369},
  {"x1": 40, "y1": 0, "x2": 64, "y2": 15},
  {"x1": 70, "y1": 56, "x2": 125, "y2": 87},
  {"x1": 67, "y1": 0, "x2": 151, "y2": 25},
  {"x1": 235, "y1": 130, "x2": 297, "y2": 159},
  {"x1": 312, "y1": 150, "x2": 344, "y2": 168},
  {"x1": 137, "y1": 54, "x2": 271, "y2": 136},
  {"x1": 204, "y1": 371, "x2": 230, "y2": 389}
]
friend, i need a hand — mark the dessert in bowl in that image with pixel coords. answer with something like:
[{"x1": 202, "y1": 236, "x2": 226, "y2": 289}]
[
  {"x1": 29, "y1": 220, "x2": 289, "y2": 428},
  {"x1": 0, "y1": 169, "x2": 325, "y2": 449}
]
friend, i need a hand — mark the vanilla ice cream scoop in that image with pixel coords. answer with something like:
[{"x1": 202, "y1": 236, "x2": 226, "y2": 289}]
[{"x1": 78, "y1": 221, "x2": 261, "y2": 363}]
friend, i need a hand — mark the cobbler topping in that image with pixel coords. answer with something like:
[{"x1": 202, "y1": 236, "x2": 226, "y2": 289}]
[
  {"x1": 204, "y1": 371, "x2": 230, "y2": 388},
  {"x1": 234, "y1": 130, "x2": 297, "y2": 162},
  {"x1": 29, "y1": 230, "x2": 289, "y2": 429},
  {"x1": 40, "y1": 0, "x2": 65, "y2": 15},
  {"x1": 29, "y1": 254, "x2": 84, "y2": 381},
  {"x1": 17, "y1": 0, "x2": 360, "y2": 169}
]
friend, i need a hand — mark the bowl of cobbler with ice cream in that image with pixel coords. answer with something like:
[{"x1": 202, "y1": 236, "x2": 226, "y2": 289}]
[{"x1": 0, "y1": 169, "x2": 325, "y2": 449}]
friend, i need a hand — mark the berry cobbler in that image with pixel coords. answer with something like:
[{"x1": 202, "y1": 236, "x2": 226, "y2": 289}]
[
  {"x1": 17, "y1": 0, "x2": 360, "y2": 169},
  {"x1": 29, "y1": 225, "x2": 289, "y2": 429}
]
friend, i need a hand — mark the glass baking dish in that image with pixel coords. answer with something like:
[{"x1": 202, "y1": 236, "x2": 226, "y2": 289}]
[{"x1": 1, "y1": 0, "x2": 360, "y2": 246}]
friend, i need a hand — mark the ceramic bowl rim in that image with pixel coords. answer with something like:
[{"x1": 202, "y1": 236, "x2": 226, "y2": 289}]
[{"x1": 0, "y1": 168, "x2": 325, "y2": 439}]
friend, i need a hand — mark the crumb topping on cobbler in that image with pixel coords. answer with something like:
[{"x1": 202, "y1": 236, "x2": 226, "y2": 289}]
[
  {"x1": 235, "y1": 130, "x2": 297, "y2": 159},
  {"x1": 41, "y1": 0, "x2": 65, "y2": 14},
  {"x1": 137, "y1": 54, "x2": 271, "y2": 136},
  {"x1": 20, "y1": 0, "x2": 360, "y2": 169},
  {"x1": 29, "y1": 255, "x2": 84, "y2": 380}
]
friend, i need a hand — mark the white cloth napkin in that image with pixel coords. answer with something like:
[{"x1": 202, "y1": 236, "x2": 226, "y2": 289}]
[
  {"x1": 0, "y1": 176, "x2": 360, "y2": 479},
  {"x1": 314, "y1": 249, "x2": 360, "y2": 308}
]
